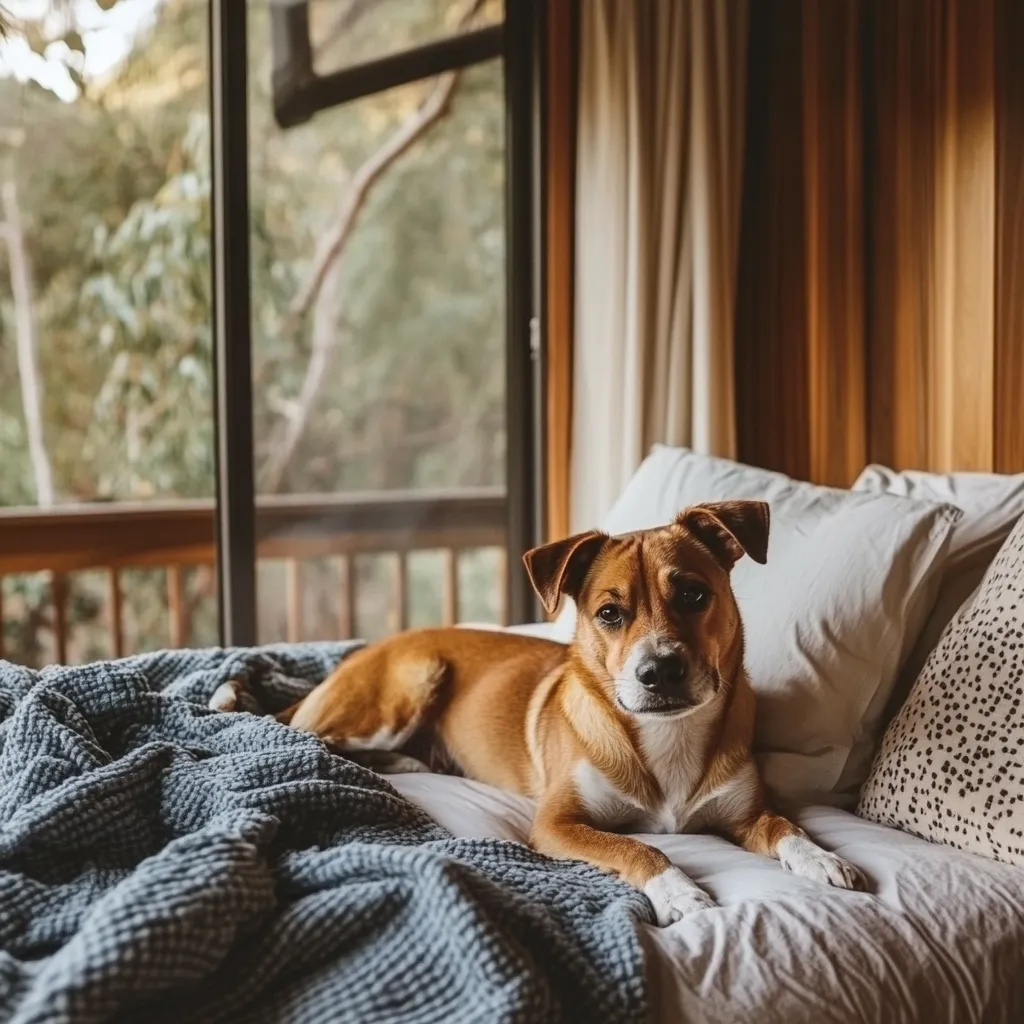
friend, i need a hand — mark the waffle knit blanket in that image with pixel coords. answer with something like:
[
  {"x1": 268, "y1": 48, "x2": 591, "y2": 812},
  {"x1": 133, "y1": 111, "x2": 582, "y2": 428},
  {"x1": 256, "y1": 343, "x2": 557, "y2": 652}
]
[{"x1": 0, "y1": 644, "x2": 650, "y2": 1023}]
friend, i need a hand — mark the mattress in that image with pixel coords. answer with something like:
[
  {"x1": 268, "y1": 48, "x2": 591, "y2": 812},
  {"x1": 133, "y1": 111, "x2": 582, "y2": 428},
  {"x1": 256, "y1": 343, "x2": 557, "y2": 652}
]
[{"x1": 391, "y1": 771, "x2": 1024, "y2": 1024}]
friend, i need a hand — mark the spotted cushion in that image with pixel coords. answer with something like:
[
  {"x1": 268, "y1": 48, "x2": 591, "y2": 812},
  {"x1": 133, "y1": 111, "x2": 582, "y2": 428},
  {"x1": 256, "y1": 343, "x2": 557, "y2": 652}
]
[{"x1": 858, "y1": 513, "x2": 1024, "y2": 864}]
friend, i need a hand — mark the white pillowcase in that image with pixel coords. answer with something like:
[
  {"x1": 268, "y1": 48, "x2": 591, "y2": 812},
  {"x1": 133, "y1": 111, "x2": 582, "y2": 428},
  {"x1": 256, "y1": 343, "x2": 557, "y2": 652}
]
[
  {"x1": 851, "y1": 465, "x2": 1024, "y2": 684},
  {"x1": 550, "y1": 446, "x2": 960, "y2": 805}
]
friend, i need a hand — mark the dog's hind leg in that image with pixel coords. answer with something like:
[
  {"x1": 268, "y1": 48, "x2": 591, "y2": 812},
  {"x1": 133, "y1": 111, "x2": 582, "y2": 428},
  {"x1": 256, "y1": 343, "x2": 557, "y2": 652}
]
[{"x1": 286, "y1": 642, "x2": 448, "y2": 759}]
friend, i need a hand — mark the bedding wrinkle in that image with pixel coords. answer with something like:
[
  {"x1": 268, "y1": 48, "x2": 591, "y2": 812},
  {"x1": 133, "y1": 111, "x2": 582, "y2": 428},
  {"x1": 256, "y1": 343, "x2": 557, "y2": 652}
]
[{"x1": 393, "y1": 777, "x2": 1024, "y2": 1024}]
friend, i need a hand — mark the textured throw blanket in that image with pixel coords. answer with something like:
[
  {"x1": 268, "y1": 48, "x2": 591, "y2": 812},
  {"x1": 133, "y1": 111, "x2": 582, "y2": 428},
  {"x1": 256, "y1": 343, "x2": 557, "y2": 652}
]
[{"x1": 0, "y1": 645, "x2": 651, "y2": 1023}]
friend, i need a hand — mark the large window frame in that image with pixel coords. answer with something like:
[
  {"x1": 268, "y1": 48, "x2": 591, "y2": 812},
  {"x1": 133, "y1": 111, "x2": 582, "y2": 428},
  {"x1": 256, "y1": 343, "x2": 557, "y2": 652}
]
[{"x1": 208, "y1": 1, "x2": 545, "y2": 644}]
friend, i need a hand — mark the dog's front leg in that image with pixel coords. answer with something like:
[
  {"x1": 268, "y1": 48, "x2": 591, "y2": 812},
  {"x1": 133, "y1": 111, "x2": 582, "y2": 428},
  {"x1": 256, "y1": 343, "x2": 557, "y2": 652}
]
[
  {"x1": 531, "y1": 787, "x2": 715, "y2": 925},
  {"x1": 733, "y1": 809, "x2": 866, "y2": 890}
]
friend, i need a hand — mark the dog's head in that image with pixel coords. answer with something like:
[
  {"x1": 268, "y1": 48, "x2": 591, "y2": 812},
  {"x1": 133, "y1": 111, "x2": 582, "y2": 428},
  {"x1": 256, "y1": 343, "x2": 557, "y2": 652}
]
[{"x1": 523, "y1": 502, "x2": 769, "y2": 719}]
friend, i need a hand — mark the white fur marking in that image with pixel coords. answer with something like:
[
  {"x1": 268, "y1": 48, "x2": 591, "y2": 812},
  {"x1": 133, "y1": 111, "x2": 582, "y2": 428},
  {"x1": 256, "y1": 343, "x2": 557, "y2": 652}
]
[
  {"x1": 573, "y1": 760, "x2": 636, "y2": 827},
  {"x1": 636, "y1": 705, "x2": 723, "y2": 833},
  {"x1": 776, "y1": 835, "x2": 865, "y2": 890},
  {"x1": 209, "y1": 681, "x2": 241, "y2": 712},
  {"x1": 643, "y1": 866, "x2": 716, "y2": 925},
  {"x1": 343, "y1": 724, "x2": 411, "y2": 752}
]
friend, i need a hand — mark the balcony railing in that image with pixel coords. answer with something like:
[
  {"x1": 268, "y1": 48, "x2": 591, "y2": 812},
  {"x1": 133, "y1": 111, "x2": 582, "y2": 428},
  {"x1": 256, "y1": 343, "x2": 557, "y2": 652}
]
[{"x1": 0, "y1": 489, "x2": 507, "y2": 665}]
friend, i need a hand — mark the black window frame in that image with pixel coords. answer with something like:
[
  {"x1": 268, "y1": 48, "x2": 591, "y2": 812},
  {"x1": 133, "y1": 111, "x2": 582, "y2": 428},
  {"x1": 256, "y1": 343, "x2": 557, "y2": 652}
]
[{"x1": 208, "y1": 0, "x2": 545, "y2": 643}]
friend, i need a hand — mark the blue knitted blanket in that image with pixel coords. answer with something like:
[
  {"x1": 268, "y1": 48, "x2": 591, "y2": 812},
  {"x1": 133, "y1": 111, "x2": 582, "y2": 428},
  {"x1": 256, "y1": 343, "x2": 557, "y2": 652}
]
[{"x1": 0, "y1": 645, "x2": 651, "y2": 1023}]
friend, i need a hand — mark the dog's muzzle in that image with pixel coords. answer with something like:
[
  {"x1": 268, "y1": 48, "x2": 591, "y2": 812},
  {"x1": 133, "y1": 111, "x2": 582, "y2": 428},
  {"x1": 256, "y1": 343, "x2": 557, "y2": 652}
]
[{"x1": 618, "y1": 642, "x2": 706, "y2": 716}]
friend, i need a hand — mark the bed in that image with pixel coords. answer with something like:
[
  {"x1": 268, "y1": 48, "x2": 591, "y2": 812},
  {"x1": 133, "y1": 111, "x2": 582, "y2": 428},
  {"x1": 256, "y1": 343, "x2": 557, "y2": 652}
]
[
  {"x1": 394, "y1": 771, "x2": 1024, "y2": 1024},
  {"x1": 5, "y1": 448, "x2": 1024, "y2": 1023}
]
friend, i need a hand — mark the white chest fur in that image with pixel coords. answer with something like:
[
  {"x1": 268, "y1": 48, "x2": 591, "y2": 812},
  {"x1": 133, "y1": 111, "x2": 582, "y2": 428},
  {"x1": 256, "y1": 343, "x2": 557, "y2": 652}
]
[
  {"x1": 573, "y1": 712, "x2": 721, "y2": 835},
  {"x1": 637, "y1": 715, "x2": 714, "y2": 833}
]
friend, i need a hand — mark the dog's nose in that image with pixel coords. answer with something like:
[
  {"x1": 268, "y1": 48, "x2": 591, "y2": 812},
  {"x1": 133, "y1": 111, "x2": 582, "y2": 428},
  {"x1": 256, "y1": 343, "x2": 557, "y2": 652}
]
[{"x1": 637, "y1": 653, "x2": 686, "y2": 691}]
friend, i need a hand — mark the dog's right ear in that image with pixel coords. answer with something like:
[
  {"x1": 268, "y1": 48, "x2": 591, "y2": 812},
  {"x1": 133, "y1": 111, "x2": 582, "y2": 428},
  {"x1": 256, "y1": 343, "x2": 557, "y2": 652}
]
[{"x1": 523, "y1": 531, "x2": 608, "y2": 616}]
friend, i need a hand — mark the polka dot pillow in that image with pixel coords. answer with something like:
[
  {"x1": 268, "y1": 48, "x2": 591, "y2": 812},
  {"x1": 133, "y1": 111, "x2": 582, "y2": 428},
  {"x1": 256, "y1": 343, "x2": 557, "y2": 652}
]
[{"x1": 858, "y1": 512, "x2": 1024, "y2": 863}]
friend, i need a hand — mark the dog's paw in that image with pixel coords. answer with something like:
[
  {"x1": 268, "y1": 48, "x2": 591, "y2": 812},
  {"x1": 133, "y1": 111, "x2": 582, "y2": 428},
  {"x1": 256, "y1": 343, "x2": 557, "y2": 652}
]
[
  {"x1": 644, "y1": 867, "x2": 716, "y2": 925},
  {"x1": 777, "y1": 836, "x2": 867, "y2": 891},
  {"x1": 209, "y1": 680, "x2": 243, "y2": 712}
]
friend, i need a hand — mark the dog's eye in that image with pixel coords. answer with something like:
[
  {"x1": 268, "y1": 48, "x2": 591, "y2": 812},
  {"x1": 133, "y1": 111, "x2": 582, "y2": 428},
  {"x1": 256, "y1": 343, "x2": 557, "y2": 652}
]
[
  {"x1": 676, "y1": 582, "x2": 710, "y2": 611},
  {"x1": 596, "y1": 604, "x2": 624, "y2": 627}
]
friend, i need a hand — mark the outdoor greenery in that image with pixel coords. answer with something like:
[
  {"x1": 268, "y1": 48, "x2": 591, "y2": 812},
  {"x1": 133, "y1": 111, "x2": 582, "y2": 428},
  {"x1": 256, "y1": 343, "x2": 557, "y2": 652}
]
[{"x1": 0, "y1": 0, "x2": 507, "y2": 665}]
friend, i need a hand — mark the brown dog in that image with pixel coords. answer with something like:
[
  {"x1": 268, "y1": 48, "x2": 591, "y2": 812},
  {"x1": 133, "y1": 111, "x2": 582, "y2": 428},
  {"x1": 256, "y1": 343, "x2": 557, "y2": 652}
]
[{"x1": 213, "y1": 501, "x2": 865, "y2": 924}]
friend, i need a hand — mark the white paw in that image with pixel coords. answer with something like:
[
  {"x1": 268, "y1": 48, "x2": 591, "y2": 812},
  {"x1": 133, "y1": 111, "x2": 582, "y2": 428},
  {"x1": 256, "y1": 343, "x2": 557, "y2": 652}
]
[
  {"x1": 643, "y1": 866, "x2": 716, "y2": 926},
  {"x1": 777, "y1": 836, "x2": 866, "y2": 891},
  {"x1": 209, "y1": 680, "x2": 242, "y2": 712}
]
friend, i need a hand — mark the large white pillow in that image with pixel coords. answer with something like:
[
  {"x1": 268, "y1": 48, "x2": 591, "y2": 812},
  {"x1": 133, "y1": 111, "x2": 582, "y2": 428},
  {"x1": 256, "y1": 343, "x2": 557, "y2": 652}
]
[
  {"x1": 851, "y1": 465, "x2": 1024, "y2": 698},
  {"x1": 552, "y1": 446, "x2": 960, "y2": 805}
]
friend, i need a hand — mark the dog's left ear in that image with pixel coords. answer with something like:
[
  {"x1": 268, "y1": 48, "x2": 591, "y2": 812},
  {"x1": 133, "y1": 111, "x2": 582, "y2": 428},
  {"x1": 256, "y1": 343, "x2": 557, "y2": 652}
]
[
  {"x1": 676, "y1": 501, "x2": 770, "y2": 568},
  {"x1": 523, "y1": 530, "x2": 608, "y2": 616}
]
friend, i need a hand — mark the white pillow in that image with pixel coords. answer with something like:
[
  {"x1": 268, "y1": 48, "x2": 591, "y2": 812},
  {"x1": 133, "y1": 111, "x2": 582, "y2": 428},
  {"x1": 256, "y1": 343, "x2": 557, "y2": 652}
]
[
  {"x1": 851, "y1": 465, "x2": 1024, "y2": 687},
  {"x1": 552, "y1": 446, "x2": 960, "y2": 805}
]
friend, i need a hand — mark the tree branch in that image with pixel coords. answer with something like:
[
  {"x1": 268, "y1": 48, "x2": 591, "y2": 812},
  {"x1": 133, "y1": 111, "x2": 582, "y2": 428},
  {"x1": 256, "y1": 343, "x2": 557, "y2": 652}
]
[
  {"x1": 284, "y1": 69, "x2": 459, "y2": 329},
  {"x1": 258, "y1": 0, "x2": 488, "y2": 494},
  {"x1": 259, "y1": 70, "x2": 460, "y2": 493},
  {"x1": 312, "y1": 0, "x2": 376, "y2": 62}
]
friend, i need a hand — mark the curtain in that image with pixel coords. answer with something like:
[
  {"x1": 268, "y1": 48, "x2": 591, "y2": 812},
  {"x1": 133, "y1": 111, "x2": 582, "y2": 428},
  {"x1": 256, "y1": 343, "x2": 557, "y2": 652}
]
[{"x1": 570, "y1": 0, "x2": 749, "y2": 532}]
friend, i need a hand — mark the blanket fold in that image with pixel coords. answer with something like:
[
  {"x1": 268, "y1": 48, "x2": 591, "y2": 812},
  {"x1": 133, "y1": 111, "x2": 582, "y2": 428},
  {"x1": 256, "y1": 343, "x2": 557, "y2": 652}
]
[{"x1": 0, "y1": 645, "x2": 649, "y2": 1023}]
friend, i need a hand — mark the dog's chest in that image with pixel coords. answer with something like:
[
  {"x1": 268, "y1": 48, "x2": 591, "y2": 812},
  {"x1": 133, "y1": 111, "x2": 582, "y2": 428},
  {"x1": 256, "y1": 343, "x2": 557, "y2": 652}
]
[
  {"x1": 574, "y1": 719, "x2": 711, "y2": 835},
  {"x1": 639, "y1": 718, "x2": 712, "y2": 833}
]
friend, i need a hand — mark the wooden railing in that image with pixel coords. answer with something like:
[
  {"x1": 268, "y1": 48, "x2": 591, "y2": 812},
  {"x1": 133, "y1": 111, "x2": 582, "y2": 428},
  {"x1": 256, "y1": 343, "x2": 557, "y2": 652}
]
[{"x1": 0, "y1": 489, "x2": 507, "y2": 664}]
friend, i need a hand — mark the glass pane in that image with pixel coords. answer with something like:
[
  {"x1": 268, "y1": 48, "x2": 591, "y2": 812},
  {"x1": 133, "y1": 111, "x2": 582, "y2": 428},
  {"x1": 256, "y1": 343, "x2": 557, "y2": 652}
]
[
  {"x1": 248, "y1": 4, "x2": 507, "y2": 644},
  {"x1": 0, "y1": 1, "x2": 216, "y2": 666},
  {"x1": 310, "y1": 0, "x2": 504, "y2": 77}
]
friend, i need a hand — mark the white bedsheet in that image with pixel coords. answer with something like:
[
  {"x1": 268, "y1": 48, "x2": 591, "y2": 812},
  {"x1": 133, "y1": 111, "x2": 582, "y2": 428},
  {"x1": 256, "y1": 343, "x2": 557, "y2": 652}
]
[{"x1": 391, "y1": 772, "x2": 1024, "y2": 1024}]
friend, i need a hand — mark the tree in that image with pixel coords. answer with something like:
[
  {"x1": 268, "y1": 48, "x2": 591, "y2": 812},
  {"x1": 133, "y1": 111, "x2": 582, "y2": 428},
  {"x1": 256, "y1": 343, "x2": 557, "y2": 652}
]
[{"x1": 0, "y1": 0, "x2": 508, "y2": 663}]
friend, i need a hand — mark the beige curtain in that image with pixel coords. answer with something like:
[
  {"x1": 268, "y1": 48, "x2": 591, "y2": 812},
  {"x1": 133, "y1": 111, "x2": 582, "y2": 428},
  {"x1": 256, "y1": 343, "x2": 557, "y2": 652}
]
[{"x1": 570, "y1": 0, "x2": 749, "y2": 531}]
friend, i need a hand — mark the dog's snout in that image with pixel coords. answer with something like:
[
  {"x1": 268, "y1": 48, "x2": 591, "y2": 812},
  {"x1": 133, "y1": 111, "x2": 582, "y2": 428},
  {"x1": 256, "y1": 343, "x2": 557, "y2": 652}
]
[{"x1": 637, "y1": 652, "x2": 687, "y2": 691}]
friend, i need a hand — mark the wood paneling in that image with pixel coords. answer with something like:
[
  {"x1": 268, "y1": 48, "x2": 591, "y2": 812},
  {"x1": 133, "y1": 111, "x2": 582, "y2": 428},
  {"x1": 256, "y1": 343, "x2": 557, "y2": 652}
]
[
  {"x1": 864, "y1": 0, "x2": 937, "y2": 471},
  {"x1": 995, "y1": 0, "x2": 1024, "y2": 473},
  {"x1": 803, "y1": 0, "x2": 866, "y2": 486},
  {"x1": 737, "y1": 0, "x2": 1023, "y2": 480},
  {"x1": 932, "y1": 0, "x2": 996, "y2": 471},
  {"x1": 545, "y1": 0, "x2": 576, "y2": 541},
  {"x1": 735, "y1": 0, "x2": 810, "y2": 482}
]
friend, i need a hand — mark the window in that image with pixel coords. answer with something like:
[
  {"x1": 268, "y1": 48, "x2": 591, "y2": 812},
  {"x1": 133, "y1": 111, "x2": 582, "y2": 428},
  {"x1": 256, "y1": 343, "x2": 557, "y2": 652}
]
[
  {"x1": 0, "y1": 0, "x2": 538, "y2": 665},
  {"x1": 0, "y1": 0, "x2": 217, "y2": 665},
  {"x1": 240, "y1": 0, "x2": 538, "y2": 644}
]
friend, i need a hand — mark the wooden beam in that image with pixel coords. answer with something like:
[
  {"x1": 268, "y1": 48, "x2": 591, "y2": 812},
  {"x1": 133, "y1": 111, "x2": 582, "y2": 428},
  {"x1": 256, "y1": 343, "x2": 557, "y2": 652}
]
[
  {"x1": 734, "y1": 0, "x2": 811, "y2": 481},
  {"x1": 930, "y1": 0, "x2": 996, "y2": 471},
  {"x1": 802, "y1": 0, "x2": 866, "y2": 486},
  {"x1": 995, "y1": 0, "x2": 1024, "y2": 473},
  {"x1": 545, "y1": 0, "x2": 575, "y2": 540}
]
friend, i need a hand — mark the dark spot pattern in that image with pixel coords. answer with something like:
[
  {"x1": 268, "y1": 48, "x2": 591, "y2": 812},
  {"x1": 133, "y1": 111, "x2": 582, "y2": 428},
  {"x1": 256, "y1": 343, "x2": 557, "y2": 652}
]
[{"x1": 858, "y1": 515, "x2": 1024, "y2": 864}]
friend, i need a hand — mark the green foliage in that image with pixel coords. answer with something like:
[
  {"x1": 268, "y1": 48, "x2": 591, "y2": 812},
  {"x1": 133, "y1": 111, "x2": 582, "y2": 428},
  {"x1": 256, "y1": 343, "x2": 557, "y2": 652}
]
[{"x1": 0, "y1": 0, "x2": 507, "y2": 664}]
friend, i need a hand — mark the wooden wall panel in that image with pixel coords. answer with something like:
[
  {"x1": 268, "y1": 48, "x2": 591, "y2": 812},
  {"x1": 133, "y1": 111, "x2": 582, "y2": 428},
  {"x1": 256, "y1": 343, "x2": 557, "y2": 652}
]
[
  {"x1": 736, "y1": 0, "x2": 1022, "y2": 481},
  {"x1": 734, "y1": 0, "x2": 810, "y2": 482},
  {"x1": 803, "y1": 0, "x2": 866, "y2": 487},
  {"x1": 995, "y1": 0, "x2": 1024, "y2": 473},
  {"x1": 865, "y1": 0, "x2": 937, "y2": 472},
  {"x1": 931, "y1": 0, "x2": 996, "y2": 471},
  {"x1": 545, "y1": 0, "x2": 575, "y2": 541}
]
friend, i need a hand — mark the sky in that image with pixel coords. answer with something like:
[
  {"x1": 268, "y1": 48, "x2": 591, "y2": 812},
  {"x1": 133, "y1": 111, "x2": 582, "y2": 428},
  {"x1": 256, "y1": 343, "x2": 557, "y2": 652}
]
[{"x1": 0, "y1": 0, "x2": 161, "y2": 101}]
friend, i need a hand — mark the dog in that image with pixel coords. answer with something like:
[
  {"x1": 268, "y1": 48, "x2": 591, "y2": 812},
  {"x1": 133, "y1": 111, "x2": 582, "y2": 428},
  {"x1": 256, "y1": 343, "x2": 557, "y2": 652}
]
[{"x1": 212, "y1": 501, "x2": 865, "y2": 924}]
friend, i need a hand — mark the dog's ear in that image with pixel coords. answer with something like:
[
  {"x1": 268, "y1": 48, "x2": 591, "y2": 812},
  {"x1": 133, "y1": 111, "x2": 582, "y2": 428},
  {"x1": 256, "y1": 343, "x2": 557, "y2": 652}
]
[
  {"x1": 676, "y1": 501, "x2": 770, "y2": 568},
  {"x1": 523, "y1": 530, "x2": 608, "y2": 616}
]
